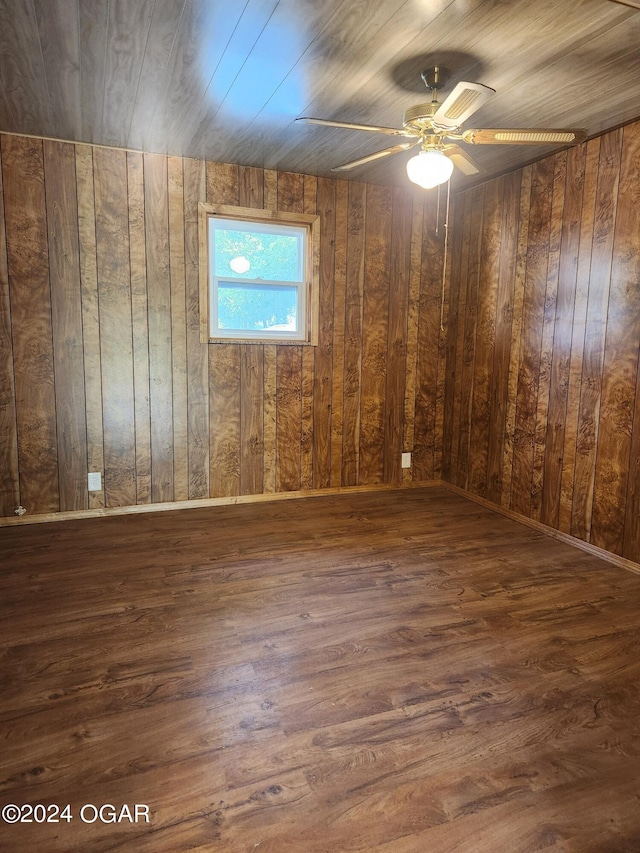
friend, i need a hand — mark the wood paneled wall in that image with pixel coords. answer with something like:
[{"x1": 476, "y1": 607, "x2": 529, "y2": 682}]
[
  {"x1": 443, "y1": 119, "x2": 640, "y2": 563},
  {"x1": 0, "y1": 133, "x2": 447, "y2": 517}
]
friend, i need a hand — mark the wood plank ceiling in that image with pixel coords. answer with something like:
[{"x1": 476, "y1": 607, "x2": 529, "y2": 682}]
[{"x1": 0, "y1": 0, "x2": 639, "y2": 189}]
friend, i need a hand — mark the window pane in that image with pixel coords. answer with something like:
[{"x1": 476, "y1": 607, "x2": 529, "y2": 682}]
[
  {"x1": 217, "y1": 282, "x2": 298, "y2": 332},
  {"x1": 214, "y1": 228, "x2": 302, "y2": 282}
]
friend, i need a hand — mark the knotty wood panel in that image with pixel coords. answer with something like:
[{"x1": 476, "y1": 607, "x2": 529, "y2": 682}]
[
  {"x1": 486, "y1": 171, "x2": 520, "y2": 505},
  {"x1": 541, "y1": 145, "x2": 585, "y2": 529},
  {"x1": 530, "y1": 153, "x2": 566, "y2": 522},
  {"x1": 342, "y1": 181, "x2": 367, "y2": 487},
  {"x1": 207, "y1": 161, "x2": 241, "y2": 497},
  {"x1": 145, "y1": 152, "x2": 175, "y2": 503},
  {"x1": 127, "y1": 151, "x2": 152, "y2": 506},
  {"x1": 76, "y1": 143, "x2": 106, "y2": 510},
  {"x1": 312, "y1": 177, "x2": 335, "y2": 489},
  {"x1": 93, "y1": 146, "x2": 137, "y2": 508},
  {"x1": 359, "y1": 184, "x2": 392, "y2": 485},
  {"x1": 468, "y1": 177, "x2": 503, "y2": 497},
  {"x1": 511, "y1": 157, "x2": 555, "y2": 518},
  {"x1": 2, "y1": 135, "x2": 59, "y2": 514},
  {"x1": 455, "y1": 185, "x2": 484, "y2": 489},
  {"x1": 443, "y1": 116, "x2": 640, "y2": 564},
  {"x1": 0, "y1": 133, "x2": 446, "y2": 519},
  {"x1": 0, "y1": 151, "x2": 19, "y2": 516},
  {"x1": 413, "y1": 191, "x2": 446, "y2": 481},
  {"x1": 590, "y1": 121, "x2": 640, "y2": 555},
  {"x1": 43, "y1": 139, "x2": 88, "y2": 512},
  {"x1": 383, "y1": 187, "x2": 412, "y2": 485},
  {"x1": 183, "y1": 156, "x2": 209, "y2": 500}
]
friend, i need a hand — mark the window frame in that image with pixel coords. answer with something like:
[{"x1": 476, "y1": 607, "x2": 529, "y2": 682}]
[{"x1": 199, "y1": 203, "x2": 320, "y2": 345}]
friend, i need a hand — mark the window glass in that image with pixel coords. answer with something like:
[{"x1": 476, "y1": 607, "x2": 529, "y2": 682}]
[{"x1": 216, "y1": 282, "x2": 298, "y2": 332}]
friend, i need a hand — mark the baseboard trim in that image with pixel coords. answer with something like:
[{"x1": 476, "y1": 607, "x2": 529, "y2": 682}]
[
  {"x1": 442, "y1": 481, "x2": 640, "y2": 577},
  {"x1": 0, "y1": 479, "x2": 442, "y2": 527}
]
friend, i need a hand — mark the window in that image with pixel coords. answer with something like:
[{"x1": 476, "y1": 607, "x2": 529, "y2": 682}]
[{"x1": 199, "y1": 203, "x2": 319, "y2": 344}]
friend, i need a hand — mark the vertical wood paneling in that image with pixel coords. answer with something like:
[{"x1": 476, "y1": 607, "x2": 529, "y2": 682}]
[
  {"x1": 591, "y1": 122, "x2": 640, "y2": 555},
  {"x1": 240, "y1": 345, "x2": 264, "y2": 495},
  {"x1": 446, "y1": 190, "x2": 472, "y2": 486},
  {"x1": 622, "y1": 128, "x2": 640, "y2": 560},
  {"x1": 168, "y1": 156, "x2": 189, "y2": 502},
  {"x1": 359, "y1": 184, "x2": 392, "y2": 484},
  {"x1": 0, "y1": 138, "x2": 448, "y2": 520},
  {"x1": 76, "y1": 144, "x2": 105, "y2": 509},
  {"x1": 183, "y1": 156, "x2": 209, "y2": 499},
  {"x1": 263, "y1": 169, "x2": 278, "y2": 493},
  {"x1": 127, "y1": 151, "x2": 152, "y2": 505},
  {"x1": 0, "y1": 149, "x2": 19, "y2": 515},
  {"x1": 342, "y1": 182, "x2": 366, "y2": 486},
  {"x1": 468, "y1": 178, "x2": 503, "y2": 496},
  {"x1": 330, "y1": 180, "x2": 348, "y2": 487},
  {"x1": 402, "y1": 193, "x2": 423, "y2": 484},
  {"x1": 313, "y1": 177, "x2": 335, "y2": 489},
  {"x1": 2, "y1": 135, "x2": 59, "y2": 514},
  {"x1": 145, "y1": 152, "x2": 174, "y2": 502},
  {"x1": 43, "y1": 140, "x2": 88, "y2": 512},
  {"x1": 541, "y1": 145, "x2": 585, "y2": 529},
  {"x1": 413, "y1": 194, "x2": 443, "y2": 481},
  {"x1": 275, "y1": 171, "x2": 304, "y2": 492},
  {"x1": 210, "y1": 341, "x2": 241, "y2": 497},
  {"x1": 444, "y1": 117, "x2": 640, "y2": 565},
  {"x1": 511, "y1": 157, "x2": 554, "y2": 517},
  {"x1": 486, "y1": 171, "x2": 519, "y2": 505},
  {"x1": 300, "y1": 175, "x2": 318, "y2": 489},
  {"x1": 276, "y1": 345, "x2": 302, "y2": 491},
  {"x1": 384, "y1": 187, "x2": 412, "y2": 485},
  {"x1": 501, "y1": 166, "x2": 532, "y2": 507},
  {"x1": 207, "y1": 162, "x2": 240, "y2": 498},
  {"x1": 530, "y1": 153, "x2": 565, "y2": 520},
  {"x1": 442, "y1": 192, "x2": 464, "y2": 484},
  {"x1": 558, "y1": 140, "x2": 599, "y2": 532},
  {"x1": 239, "y1": 164, "x2": 265, "y2": 497},
  {"x1": 93, "y1": 146, "x2": 136, "y2": 508},
  {"x1": 301, "y1": 174, "x2": 317, "y2": 489},
  {"x1": 455, "y1": 185, "x2": 484, "y2": 489},
  {"x1": 571, "y1": 131, "x2": 621, "y2": 541}
]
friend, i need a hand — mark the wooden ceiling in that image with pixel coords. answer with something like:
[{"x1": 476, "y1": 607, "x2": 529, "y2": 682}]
[{"x1": 1, "y1": 0, "x2": 639, "y2": 189}]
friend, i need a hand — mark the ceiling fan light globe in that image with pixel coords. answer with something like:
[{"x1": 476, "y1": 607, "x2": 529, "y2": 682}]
[{"x1": 406, "y1": 149, "x2": 454, "y2": 188}]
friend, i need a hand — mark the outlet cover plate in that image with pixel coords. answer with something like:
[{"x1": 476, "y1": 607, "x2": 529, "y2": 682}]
[
  {"x1": 401, "y1": 452, "x2": 412, "y2": 469},
  {"x1": 88, "y1": 472, "x2": 102, "y2": 492}
]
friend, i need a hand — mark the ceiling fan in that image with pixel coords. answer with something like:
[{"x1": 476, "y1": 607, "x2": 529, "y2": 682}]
[{"x1": 296, "y1": 67, "x2": 587, "y2": 188}]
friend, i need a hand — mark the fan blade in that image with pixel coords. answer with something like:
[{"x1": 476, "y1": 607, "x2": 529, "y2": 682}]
[
  {"x1": 443, "y1": 145, "x2": 483, "y2": 176},
  {"x1": 331, "y1": 141, "x2": 420, "y2": 171},
  {"x1": 431, "y1": 81, "x2": 495, "y2": 130},
  {"x1": 296, "y1": 117, "x2": 414, "y2": 137},
  {"x1": 462, "y1": 128, "x2": 587, "y2": 145}
]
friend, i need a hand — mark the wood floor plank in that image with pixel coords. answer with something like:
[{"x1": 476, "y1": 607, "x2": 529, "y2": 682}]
[{"x1": 2, "y1": 486, "x2": 640, "y2": 852}]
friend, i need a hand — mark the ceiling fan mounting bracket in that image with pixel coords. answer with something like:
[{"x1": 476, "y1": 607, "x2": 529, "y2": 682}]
[{"x1": 421, "y1": 66, "x2": 452, "y2": 92}]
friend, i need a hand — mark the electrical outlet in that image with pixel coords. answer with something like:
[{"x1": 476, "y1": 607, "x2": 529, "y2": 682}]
[
  {"x1": 88, "y1": 472, "x2": 102, "y2": 492},
  {"x1": 401, "y1": 452, "x2": 412, "y2": 469}
]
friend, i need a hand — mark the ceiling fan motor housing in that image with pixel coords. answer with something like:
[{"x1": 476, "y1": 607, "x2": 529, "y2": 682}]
[{"x1": 403, "y1": 102, "x2": 439, "y2": 133}]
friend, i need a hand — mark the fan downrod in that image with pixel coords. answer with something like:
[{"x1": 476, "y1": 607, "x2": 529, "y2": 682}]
[{"x1": 420, "y1": 66, "x2": 452, "y2": 92}]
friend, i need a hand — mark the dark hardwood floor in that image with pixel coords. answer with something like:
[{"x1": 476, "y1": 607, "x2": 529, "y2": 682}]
[{"x1": 1, "y1": 486, "x2": 640, "y2": 852}]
